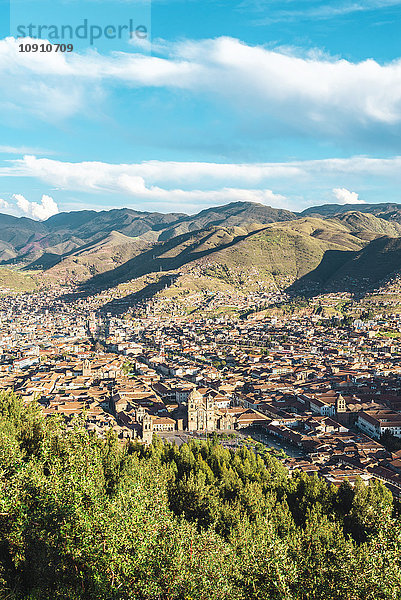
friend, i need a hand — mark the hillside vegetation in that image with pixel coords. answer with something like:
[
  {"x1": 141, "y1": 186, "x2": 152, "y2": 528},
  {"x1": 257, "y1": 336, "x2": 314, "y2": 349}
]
[
  {"x1": 1, "y1": 391, "x2": 401, "y2": 599},
  {"x1": 293, "y1": 236, "x2": 401, "y2": 295},
  {"x1": 77, "y1": 213, "x2": 397, "y2": 294},
  {"x1": 2, "y1": 202, "x2": 401, "y2": 297},
  {"x1": 0, "y1": 202, "x2": 294, "y2": 267},
  {"x1": 0, "y1": 267, "x2": 37, "y2": 293}
]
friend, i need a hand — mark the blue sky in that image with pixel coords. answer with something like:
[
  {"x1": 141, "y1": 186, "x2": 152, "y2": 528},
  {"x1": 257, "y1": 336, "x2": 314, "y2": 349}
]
[{"x1": 0, "y1": 0, "x2": 401, "y2": 218}]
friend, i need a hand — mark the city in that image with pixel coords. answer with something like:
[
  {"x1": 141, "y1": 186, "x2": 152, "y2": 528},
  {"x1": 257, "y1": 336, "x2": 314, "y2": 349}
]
[
  {"x1": 2, "y1": 0, "x2": 401, "y2": 594},
  {"x1": 4, "y1": 283, "x2": 401, "y2": 498}
]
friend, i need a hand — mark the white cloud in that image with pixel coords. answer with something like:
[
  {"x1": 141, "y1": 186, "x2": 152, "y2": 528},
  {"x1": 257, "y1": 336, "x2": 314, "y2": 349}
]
[
  {"x1": 12, "y1": 155, "x2": 302, "y2": 188},
  {"x1": 31, "y1": 194, "x2": 59, "y2": 220},
  {"x1": 2, "y1": 36, "x2": 401, "y2": 141},
  {"x1": 9, "y1": 154, "x2": 401, "y2": 192},
  {"x1": 0, "y1": 199, "x2": 9, "y2": 209},
  {"x1": 12, "y1": 193, "x2": 59, "y2": 220},
  {"x1": 332, "y1": 188, "x2": 365, "y2": 204},
  {"x1": 1, "y1": 153, "x2": 401, "y2": 212},
  {"x1": 118, "y1": 175, "x2": 287, "y2": 207},
  {"x1": 4, "y1": 157, "x2": 289, "y2": 211},
  {"x1": 14, "y1": 193, "x2": 31, "y2": 214},
  {"x1": 3, "y1": 154, "x2": 401, "y2": 213}
]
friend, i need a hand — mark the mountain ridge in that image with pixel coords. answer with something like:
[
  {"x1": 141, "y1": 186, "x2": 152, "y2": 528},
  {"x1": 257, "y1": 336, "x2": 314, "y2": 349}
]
[
  {"x1": 73, "y1": 212, "x2": 401, "y2": 295},
  {"x1": 3, "y1": 201, "x2": 401, "y2": 300},
  {"x1": 0, "y1": 202, "x2": 296, "y2": 265}
]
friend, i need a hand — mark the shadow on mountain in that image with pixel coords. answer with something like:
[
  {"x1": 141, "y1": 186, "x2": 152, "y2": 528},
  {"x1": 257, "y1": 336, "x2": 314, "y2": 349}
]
[
  {"x1": 20, "y1": 232, "x2": 123, "y2": 272},
  {"x1": 61, "y1": 227, "x2": 263, "y2": 303},
  {"x1": 157, "y1": 202, "x2": 295, "y2": 240},
  {"x1": 100, "y1": 275, "x2": 178, "y2": 315},
  {"x1": 290, "y1": 236, "x2": 401, "y2": 298},
  {"x1": 22, "y1": 253, "x2": 63, "y2": 271},
  {"x1": 288, "y1": 249, "x2": 355, "y2": 296}
]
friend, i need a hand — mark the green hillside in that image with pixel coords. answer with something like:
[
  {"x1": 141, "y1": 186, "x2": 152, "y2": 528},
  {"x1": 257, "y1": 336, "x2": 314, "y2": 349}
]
[
  {"x1": 0, "y1": 267, "x2": 38, "y2": 293},
  {"x1": 167, "y1": 213, "x2": 401, "y2": 298},
  {"x1": 334, "y1": 211, "x2": 401, "y2": 239},
  {"x1": 194, "y1": 220, "x2": 361, "y2": 290},
  {"x1": 80, "y1": 214, "x2": 385, "y2": 298}
]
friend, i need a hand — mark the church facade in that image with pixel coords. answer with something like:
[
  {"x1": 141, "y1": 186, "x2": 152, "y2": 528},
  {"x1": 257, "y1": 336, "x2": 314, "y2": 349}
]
[
  {"x1": 187, "y1": 388, "x2": 216, "y2": 431},
  {"x1": 186, "y1": 389, "x2": 245, "y2": 432}
]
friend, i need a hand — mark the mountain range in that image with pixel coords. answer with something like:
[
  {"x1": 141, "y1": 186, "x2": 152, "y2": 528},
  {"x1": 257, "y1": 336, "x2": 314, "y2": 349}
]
[
  {"x1": 0, "y1": 202, "x2": 294, "y2": 264},
  {"x1": 2, "y1": 200, "x2": 401, "y2": 299}
]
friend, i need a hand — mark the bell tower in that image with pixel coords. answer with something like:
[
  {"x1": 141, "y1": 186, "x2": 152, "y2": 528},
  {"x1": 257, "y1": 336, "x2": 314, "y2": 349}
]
[
  {"x1": 83, "y1": 359, "x2": 92, "y2": 377},
  {"x1": 142, "y1": 413, "x2": 153, "y2": 445},
  {"x1": 205, "y1": 393, "x2": 215, "y2": 431},
  {"x1": 187, "y1": 388, "x2": 203, "y2": 431},
  {"x1": 335, "y1": 393, "x2": 346, "y2": 414}
]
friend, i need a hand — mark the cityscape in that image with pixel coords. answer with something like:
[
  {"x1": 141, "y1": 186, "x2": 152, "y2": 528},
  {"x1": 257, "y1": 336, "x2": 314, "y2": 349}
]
[
  {"x1": 3, "y1": 271, "x2": 401, "y2": 499},
  {"x1": 2, "y1": 0, "x2": 401, "y2": 596}
]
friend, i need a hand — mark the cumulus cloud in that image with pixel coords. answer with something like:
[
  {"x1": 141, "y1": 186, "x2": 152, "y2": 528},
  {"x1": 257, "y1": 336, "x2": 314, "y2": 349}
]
[
  {"x1": 332, "y1": 188, "x2": 365, "y2": 204},
  {"x1": 2, "y1": 36, "x2": 401, "y2": 142},
  {"x1": 0, "y1": 199, "x2": 9, "y2": 209},
  {"x1": 12, "y1": 193, "x2": 59, "y2": 220},
  {"x1": 14, "y1": 193, "x2": 31, "y2": 214}
]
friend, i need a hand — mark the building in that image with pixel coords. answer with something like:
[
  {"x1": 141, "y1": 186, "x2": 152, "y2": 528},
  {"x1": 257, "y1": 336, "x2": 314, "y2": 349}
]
[
  {"x1": 187, "y1": 388, "x2": 216, "y2": 431},
  {"x1": 357, "y1": 410, "x2": 401, "y2": 439}
]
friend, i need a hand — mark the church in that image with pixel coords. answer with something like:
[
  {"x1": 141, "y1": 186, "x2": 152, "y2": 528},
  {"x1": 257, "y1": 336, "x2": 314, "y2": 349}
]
[
  {"x1": 186, "y1": 388, "x2": 265, "y2": 432},
  {"x1": 187, "y1": 388, "x2": 217, "y2": 431}
]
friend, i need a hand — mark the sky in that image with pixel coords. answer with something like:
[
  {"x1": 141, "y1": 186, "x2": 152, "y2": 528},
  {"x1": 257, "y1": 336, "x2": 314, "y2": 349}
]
[{"x1": 0, "y1": 0, "x2": 401, "y2": 219}]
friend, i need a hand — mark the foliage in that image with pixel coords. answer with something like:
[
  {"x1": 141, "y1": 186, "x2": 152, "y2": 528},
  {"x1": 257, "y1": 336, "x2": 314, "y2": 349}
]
[{"x1": 0, "y1": 391, "x2": 400, "y2": 599}]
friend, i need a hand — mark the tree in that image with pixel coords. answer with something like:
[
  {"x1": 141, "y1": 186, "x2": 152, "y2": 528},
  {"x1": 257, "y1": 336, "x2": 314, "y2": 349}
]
[{"x1": 1, "y1": 391, "x2": 401, "y2": 599}]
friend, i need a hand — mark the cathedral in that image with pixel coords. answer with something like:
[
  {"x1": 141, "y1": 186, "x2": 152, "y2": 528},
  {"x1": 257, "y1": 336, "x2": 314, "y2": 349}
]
[
  {"x1": 187, "y1": 388, "x2": 216, "y2": 431},
  {"x1": 186, "y1": 388, "x2": 237, "y2": 431}
]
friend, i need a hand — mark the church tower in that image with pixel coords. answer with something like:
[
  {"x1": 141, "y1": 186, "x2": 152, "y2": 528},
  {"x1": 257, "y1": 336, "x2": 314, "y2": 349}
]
[
  {"x1": 335, "y1": 393, "x2": 346, "y2": 414},
  {"x1": 142, "y1": 413, "x2": 153, "y2": 445},
  {"x1": 187, "y1": 388, "x2": 203, "y2": 431},
  {"x1": 205, "y1": 393, "x2": 216, "y2": 431},
  {"x1": 83, "y1": 359, "x2": 92, "y2": 377}
]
